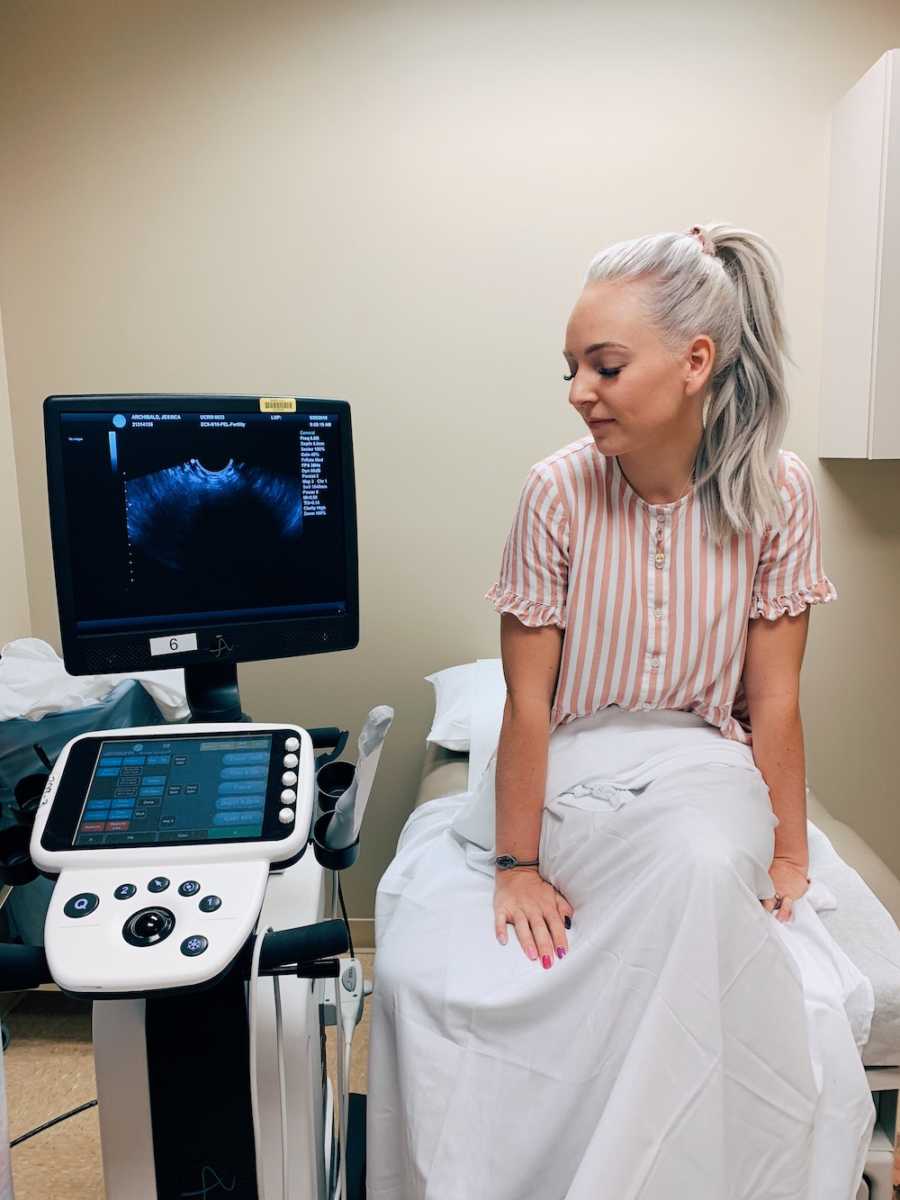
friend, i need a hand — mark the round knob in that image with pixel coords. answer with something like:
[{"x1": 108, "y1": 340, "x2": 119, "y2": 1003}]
[
  {"x1": 281, "y1": 771, "x2": 297, "y2": 786},
  {"x1": 280, "y1": 788, "x2": 296, "y2": 805},
  {"x1": 278, "y1": 807, "x2": 294, "y2": 825},
  {"x1": 283, "y1": 753, "x2": 299, "y2": 769},
  {"x1": 284, "y1": 736, "x2": 300, "y2": 752},
  {"x1": 134, "y1": 911, "x2": 167, "y2": 939},
  {"x1": 123, "y1": 906, "x2": 176, "y2": 948}
]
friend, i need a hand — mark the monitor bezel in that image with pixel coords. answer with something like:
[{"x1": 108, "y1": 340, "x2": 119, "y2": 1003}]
[{"x1": 44, "y1": 394, "x2": 359, "y2": 676}]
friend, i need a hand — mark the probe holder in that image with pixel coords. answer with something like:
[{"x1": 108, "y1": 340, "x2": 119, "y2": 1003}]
[{"x1": 312, "y1": 760, "x2": 360, "y2": 870}]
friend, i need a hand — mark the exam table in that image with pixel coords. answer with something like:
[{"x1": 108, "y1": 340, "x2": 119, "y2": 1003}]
[{"x1": 413, "y1": 740, "x2": 900, "y2": 1200}]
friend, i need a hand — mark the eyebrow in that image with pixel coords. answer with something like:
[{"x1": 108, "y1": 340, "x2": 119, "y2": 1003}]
[{"x1": 563, "y1": 341, "x2": 630, "y2": 356}]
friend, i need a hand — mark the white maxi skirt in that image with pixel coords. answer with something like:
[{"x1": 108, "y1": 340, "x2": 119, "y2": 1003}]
[{"x1": 366, "y1": 706, "x2": 876, "y2": 1200}]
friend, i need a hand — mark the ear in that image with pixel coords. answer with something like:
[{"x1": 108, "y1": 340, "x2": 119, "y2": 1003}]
[{"x1": 685, "y1": 335, "x2": 715, "y2": 395}]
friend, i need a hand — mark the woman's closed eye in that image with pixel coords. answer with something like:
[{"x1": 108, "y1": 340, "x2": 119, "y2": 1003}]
[{"x1": 562, "y1": 366, "x2": 623, "y2": 381}]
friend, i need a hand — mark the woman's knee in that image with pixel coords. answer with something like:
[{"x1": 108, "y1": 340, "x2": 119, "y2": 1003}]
[
  {"x1": 662, "y1": 808, "x2": 774, "y2": 898},
  {"x1": 653, "y1": 765, "x2": 773, "y2": 854}
]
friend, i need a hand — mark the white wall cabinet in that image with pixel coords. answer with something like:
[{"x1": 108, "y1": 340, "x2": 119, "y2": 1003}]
[{"x1": 820, "y1": 48, "x2": 900, "y2": 459}]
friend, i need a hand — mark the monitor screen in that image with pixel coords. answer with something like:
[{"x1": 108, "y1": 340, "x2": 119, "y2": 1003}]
[
  {"x1": 44, "y1": 396, "x2": 358, "y2": 675},
  {"x1": 73, "y1": 734, "x2": 274, "y2": 847}
]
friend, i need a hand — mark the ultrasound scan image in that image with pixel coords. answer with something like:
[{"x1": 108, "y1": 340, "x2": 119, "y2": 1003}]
[{"x1": 127, "y1": 458, "x2": 304, "y2": 586}]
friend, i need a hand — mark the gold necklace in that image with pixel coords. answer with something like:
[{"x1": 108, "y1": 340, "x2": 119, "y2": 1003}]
[{"x1": 618, "y1": 459, "x2": 696, "y2": 504}]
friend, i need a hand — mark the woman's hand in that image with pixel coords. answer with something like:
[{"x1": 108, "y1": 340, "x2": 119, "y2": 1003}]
[
  {"x1": 760, "y1": 855, "x2": 810, "y2": 923},
  {"x1": 494, "y1": 869, "x2": 573, "y2": 968}
]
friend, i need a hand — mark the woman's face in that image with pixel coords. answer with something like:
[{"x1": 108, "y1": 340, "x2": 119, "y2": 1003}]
[{"x1": 563, "y1": 278, "x2": 714, "y2": 452}]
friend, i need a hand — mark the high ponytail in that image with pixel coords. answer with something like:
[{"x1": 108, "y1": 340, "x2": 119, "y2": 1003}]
[{"x1": 583, "y1": 222, "x2": 794, "y2": 545}]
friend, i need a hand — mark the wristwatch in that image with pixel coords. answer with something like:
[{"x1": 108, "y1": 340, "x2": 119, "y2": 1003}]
[{"x1": 495, "y1": 854, "x2": 540, "y2": 870}]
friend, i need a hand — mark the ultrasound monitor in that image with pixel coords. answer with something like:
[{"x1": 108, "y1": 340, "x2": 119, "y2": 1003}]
[{"x1": 44, "y1": 395, "x2": 359, "y2": 719}]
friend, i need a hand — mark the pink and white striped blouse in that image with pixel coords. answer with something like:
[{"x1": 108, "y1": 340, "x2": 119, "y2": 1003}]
[{"x1": 484, "y1": 434, "x2": 837, "y2": 745}]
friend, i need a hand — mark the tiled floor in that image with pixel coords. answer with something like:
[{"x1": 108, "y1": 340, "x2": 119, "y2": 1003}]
[{"x1": 3, "y1": 966, "x2": 898, "y2": 1198}]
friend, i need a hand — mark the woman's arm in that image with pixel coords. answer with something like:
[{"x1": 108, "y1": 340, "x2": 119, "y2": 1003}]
[
  {"x1": 742, "y1": 607, "x2": 812, "y2": 869},
  {"x1": 494, "y1": 612, "x2": 564, "y2": 867},
  {"x1": 747, "y1": 700, "x2": 809, "y2": 870}
]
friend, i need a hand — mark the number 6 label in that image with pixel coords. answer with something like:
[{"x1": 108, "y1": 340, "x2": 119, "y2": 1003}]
[{"x1": 149, "y1": 633, "x2": 198, "y2": 657}]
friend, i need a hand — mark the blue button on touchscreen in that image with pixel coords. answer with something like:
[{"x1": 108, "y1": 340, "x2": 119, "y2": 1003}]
[{"x1": 74, "y1": 736, "x2": 273, "y2": 847}]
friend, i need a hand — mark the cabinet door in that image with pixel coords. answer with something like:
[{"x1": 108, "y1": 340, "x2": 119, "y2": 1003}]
[
  {"x1": 872, "y1": 50, "x2": 900, "y2": 459},
  {"x1": 820, "y1": 51, "x2": 891, "y2": 459}
]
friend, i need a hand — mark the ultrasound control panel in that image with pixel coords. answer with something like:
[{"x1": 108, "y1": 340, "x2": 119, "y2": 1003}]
[
  {"x1": 30, "y1": 723, "x2": 315, "y2": 996},
  {"x1": 73, "y1": 731, "x2": 296, "y2": 846}
]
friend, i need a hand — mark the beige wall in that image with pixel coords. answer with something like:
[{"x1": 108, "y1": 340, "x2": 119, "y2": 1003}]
[
  {"x1": 0, "y1": 306, "x2": 29, "y2": 645},
  {"x1": 1, "y1": 0, "x2": 899, "y2": 930}
]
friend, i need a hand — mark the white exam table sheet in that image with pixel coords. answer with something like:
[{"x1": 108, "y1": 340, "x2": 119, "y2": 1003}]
[{"x1": 368, "y1": 695, "x2": 877, "y2": 1198}]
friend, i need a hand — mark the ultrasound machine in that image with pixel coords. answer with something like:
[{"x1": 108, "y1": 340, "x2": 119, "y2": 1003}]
[{"x1": 1, "y1": 395, "x2": 373, "y2": 1199}]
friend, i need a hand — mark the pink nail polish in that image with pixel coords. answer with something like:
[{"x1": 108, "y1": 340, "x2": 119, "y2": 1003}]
[
  {"x1": 541, "y1": 954, "x2": 551, "y2": 969},
  {"x1": 556, "y1": 947, "x2": 566, "y2": 959},
  {"x1": 527, "y1": 947, "x2": 537, "y2": 961}
]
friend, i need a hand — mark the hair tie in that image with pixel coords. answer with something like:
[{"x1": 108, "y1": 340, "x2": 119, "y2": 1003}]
[{"x1": 689, "y1": 225, "x2": 717, "y2": 257}]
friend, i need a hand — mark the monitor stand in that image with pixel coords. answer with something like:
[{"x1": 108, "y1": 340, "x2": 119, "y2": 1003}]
[{"x1": 184, "y1": 662, "x2": 249, "y2": 724}]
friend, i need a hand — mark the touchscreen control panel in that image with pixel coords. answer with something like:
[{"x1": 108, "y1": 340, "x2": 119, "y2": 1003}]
[
  {"x1": 75, "y1": 734, "x2": 279, "y2": 847},
  {"x1": 36, "y1": 725, "x2": 308, "y2": 856},
  {"x1": 30, "y1": 722, "x2": 315, "y2": 996}
]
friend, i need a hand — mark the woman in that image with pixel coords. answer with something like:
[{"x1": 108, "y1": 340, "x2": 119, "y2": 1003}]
[{"x1": 367, "y1": 223, "x2": 876, "y2": 1199}]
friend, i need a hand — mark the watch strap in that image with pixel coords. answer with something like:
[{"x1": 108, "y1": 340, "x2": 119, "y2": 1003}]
[{"x1": 495, "y1": 854, "x2": 540, "y2": 870}]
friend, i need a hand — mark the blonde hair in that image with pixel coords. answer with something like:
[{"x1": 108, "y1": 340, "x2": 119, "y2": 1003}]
[{"x1": 583, "y1": 222, "x2": 793, "y2": 545}]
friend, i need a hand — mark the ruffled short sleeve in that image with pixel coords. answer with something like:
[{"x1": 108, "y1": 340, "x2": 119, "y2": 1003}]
[
  {"x1": 484, "y1": 463, "x2": 569, "y2": 629},
  {"x1": 749, "y1": 451, "x2": 838, "y2": 620}
]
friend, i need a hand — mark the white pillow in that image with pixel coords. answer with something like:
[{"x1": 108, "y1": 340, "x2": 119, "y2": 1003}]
[
  {"x1": 424, "y1": 663, "x2": 476, "y2": 750},
  {"x1": 424, "y1": 659, "x2": 508, "y2": 753}
]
